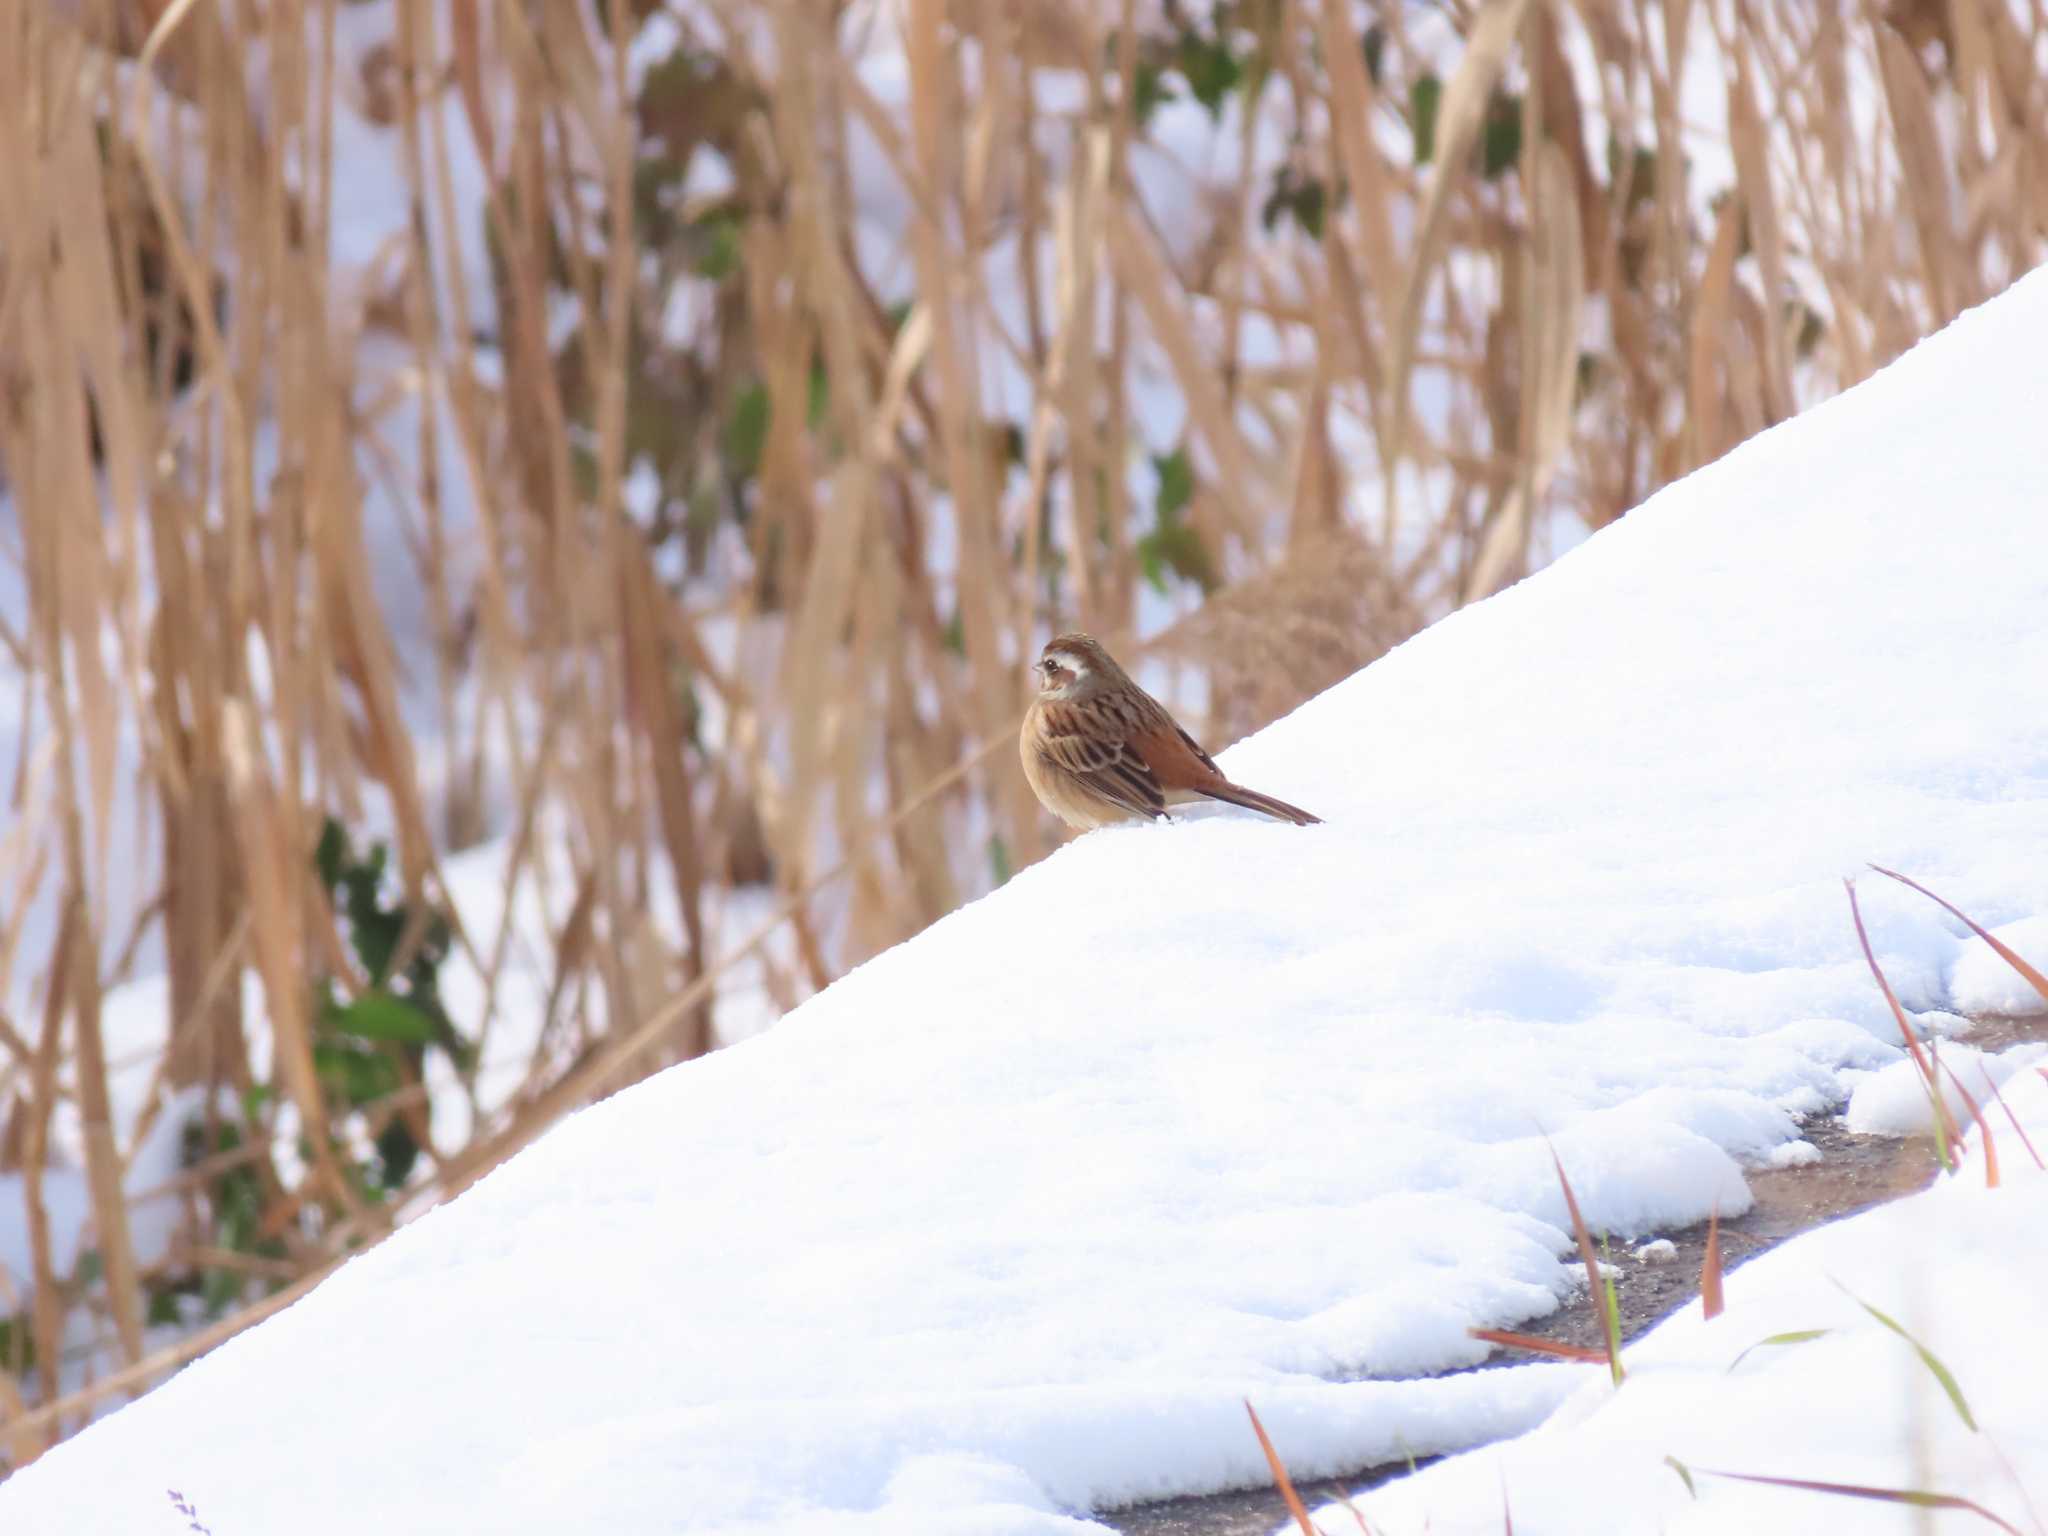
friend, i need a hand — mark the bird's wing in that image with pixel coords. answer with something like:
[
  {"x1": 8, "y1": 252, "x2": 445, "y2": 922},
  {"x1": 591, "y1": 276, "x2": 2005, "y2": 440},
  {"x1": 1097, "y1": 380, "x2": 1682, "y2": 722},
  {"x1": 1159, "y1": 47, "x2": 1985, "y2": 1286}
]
[
  {"x1": 1038, "y1": 725, "x2": 1168, "y2": 819},
  {"x1": 1172, "y1": 722, "x2": 1221, "y2": 776}
]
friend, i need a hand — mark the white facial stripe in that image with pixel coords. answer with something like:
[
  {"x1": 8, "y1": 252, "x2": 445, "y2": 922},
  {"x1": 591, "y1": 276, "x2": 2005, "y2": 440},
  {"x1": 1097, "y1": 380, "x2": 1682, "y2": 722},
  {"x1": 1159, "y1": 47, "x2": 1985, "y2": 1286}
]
[{"x1": 1048, "y1": 651, "x2": 1087, "y2": 677}]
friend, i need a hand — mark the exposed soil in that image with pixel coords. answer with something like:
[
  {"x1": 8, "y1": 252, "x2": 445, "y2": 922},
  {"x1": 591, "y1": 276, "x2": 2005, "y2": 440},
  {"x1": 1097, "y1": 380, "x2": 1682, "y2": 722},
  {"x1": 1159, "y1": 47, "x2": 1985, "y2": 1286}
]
[{"x1": 1099, "y1": 1005, "x2": 2048, "y2": 1536}]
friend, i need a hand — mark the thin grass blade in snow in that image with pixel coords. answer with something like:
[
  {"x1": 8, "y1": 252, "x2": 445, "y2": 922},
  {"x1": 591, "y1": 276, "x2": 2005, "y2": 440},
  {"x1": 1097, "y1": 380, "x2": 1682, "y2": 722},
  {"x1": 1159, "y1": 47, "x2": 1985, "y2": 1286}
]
[
  {"x1": 1871, "y1": 865, "x2": 2048, "y2": 1009},
  {"x1": 1245, "y1": 1400, "x2": 1322, "y2": 1536},
  {"x1": 1935, "y1": 1051, "x2": 2001, "y2": 1188},
  {"x1": 1846, "y1": 878, "x2": 1963, "y2": 1167},
  {"x1": 1833, "y1": 1282, "x2": 1979, "y2": 1431},
  {"x1": 1699, "y1": 1202, "x2": 1724, "y2": 1320},
  {"x1": 1979, "y1": 1065, "x2": 2045, "y2": 1171},
  {"x1": 1683, "y1": 1467, "x2": 2024, "y2": 1534},
  {"x1": 1467, "y1": 1327, "x2": 1610, "y2": 1364},
  {"x1": 1726, "y1": 1329, "x2": 1833, "y2": 1372},
  {"x1": 1547, "y1": 1142, "x2": 1624, "y2": 1384}
]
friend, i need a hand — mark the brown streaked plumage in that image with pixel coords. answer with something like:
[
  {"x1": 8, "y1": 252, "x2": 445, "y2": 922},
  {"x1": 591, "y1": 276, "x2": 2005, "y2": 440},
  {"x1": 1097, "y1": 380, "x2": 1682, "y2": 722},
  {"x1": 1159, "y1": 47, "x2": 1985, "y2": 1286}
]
[{"x1": 1020, "y1": 633, "x2": 1322, "y2": 831}]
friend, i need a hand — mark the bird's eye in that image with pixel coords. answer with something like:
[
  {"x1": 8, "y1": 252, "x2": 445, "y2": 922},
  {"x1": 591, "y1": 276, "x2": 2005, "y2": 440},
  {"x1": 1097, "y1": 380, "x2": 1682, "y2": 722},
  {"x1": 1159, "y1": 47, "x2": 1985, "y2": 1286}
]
[{"x1": 1041, "y1": 658, "x2": 1056, "y2": 672}]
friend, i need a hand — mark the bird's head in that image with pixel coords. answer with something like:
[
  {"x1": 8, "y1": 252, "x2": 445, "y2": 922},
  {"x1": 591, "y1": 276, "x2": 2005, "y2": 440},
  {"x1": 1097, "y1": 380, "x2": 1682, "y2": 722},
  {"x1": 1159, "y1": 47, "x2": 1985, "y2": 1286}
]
[{"x1": 1033, "y1": 632, "x2": 1113, "y2": 699}]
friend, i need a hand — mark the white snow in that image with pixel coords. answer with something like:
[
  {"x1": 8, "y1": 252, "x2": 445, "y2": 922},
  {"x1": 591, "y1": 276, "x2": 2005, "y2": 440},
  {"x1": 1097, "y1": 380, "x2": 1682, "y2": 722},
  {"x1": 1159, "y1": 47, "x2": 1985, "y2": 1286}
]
[
  {"x1": 1844, "y1": 1042, "x2": 2048, "y2": 1140},
  {"x1": 1765, "y1": 1138, "x2": 1822, "y2": 1170},
  {"x1": 1344, "y1": 1070, "x2": 2048, "y2": 1536},
  {"x1": 1950, "y1": 914, "x2": 2048, "y2": 1018},
  {"x1": 4, "y1": 259, "x2": 2048, "y2": 1536}
]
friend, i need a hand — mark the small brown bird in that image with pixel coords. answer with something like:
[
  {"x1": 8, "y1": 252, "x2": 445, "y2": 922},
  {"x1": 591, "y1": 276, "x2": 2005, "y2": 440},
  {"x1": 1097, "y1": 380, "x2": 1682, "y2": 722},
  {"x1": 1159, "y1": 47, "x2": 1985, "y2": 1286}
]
[{"x1": 1020, "y1": 633, "x2": 1322, "y2": 831}]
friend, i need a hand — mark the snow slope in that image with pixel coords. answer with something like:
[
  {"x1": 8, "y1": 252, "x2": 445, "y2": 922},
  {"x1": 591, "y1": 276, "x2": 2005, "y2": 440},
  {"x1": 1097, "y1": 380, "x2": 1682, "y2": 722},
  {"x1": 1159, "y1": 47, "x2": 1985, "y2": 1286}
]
[{"x1": 4, "y1": 266, "x2": 2048, "y2": 1532}]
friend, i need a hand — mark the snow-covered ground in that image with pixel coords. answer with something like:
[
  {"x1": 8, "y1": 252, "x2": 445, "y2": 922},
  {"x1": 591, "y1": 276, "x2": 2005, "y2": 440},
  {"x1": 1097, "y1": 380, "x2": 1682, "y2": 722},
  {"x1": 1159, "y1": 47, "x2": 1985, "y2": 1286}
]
[
  {"x1": 1348, "y1": 1070, "x2": 2048, "y2": 1536},
  {"x1": 3, "y1": 262, "x2": 2047, "y2": 1533}
]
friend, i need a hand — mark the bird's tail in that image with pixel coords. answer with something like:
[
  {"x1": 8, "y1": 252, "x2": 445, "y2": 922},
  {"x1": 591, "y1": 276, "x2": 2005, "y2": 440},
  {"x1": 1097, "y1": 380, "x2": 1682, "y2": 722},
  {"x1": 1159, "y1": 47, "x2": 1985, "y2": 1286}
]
[{"x1": 1202, "y1": 781, "x2": 1322, "y2": 826}]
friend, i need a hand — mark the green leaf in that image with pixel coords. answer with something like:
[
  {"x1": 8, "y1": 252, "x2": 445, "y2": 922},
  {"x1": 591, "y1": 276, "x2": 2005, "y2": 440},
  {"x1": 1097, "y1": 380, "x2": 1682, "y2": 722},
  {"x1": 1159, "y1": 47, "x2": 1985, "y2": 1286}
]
[
  {"x1": 1140, "y1": 447, "x2": 1217, "y2": 592},
  {"x1": 1835, "y1": 1282, "x2": 1978, "y2": 1431},
  {"x1": 1792, "y1": 302, "x2": 1826, "y2": 358},
  {"x1": 1606, "y1": 139, "x2": 1658, "y2": 212},
  {"x1": 988, "y1": 835, "x2": 1013, "y2": 888},
  {"x1": 1153, "y1": 448, "x2": 1194, "y2": 518},
  {"x1": 1137, "y1": 517, "x2": 1217, "y2": 596},
  {"x1": 1362, "y1": 24, "x2": 1387, "y2": 85},
  {"x1": 1480, "y1": 91, "x2": 1523, "y2": 180},
  {"x1": 807, "y1": 358, "x2": 830, "y2": 431},
  {"x1": 1177, "y1": 30, "x2": 1244, "y2": 120},
  {"x1": 324, "y1": 990, "x2": 436, "y2": 1046},
  {"x1": 374, "y1": 1118, "x2": 421, "y2": 1190},
  {"x1": 1664, "y1": 1456, "x2": 1697, "y2": 1499},
  {"x1": 1261, "y1": 167, "x2": 1327, "y2": 239},
  {"x1": 1727, "y1": 1329, "x2": 1832, "y2": 1372},
  {"x1": 1410, "y1": 74, "x2": 1442, "y2": 165},
  {"x1": 314, "y1": 817, "x2": 347, "y2": 889},
  {"x1": 1132, "y1": 60, "x2": 1175, "y2": 125},
  {"x1": 723, "y1": 380, "x2": 771, "y2": 481},
  {"x1": 313, "y1": 1041, "x2": 403, "y2": 1107},
  {"x1": 689, "y1": 208, "x2": 742, "y2": 281}
]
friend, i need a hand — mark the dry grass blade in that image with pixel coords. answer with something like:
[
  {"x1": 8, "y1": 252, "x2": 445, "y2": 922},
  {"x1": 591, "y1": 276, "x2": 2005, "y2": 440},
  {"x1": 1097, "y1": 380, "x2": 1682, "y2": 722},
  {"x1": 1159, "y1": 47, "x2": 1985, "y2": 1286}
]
[
  {"x1": 1844, "y1": 878, "x2": 1962, "y2": 1168},
  {"x1": 1873, "y1": 24, "x2": 1967, "y2": 324},
  {"x1": 65, "y1": 890, "x2": 145, "y2": 1370},
  {"x1": 1725, "y1": 34, "x2": 1792, "y2": 420},
  {"x1": 1688, "y1": 196, "x2": 1743, "y2": 467},
  {"x1": 1468, "y1": 1327, "x2": 1610, "y2": 1363},
  {"x1": 1546, "y1": 1140, "x2": 1623, "y2": 1384},
  {"x1": 1699, "y1": 1200, "x2": 1724, "y2": 1320},
  {"x1": 2, "y1": 1254, "x2": 343, "y2": 1445},
  {"x1": 1245, "y1": 1398, "x2": 1323, "y2": 1536},
  {"x1": 1868, "y1": 866, "x2": 2048, "y2": 1011},
  {"x1": 1384, "y1": 0, "x2": 1534, "y2": 528},
  {"x1": 1680, "y1": 1467, "x2": 2023, "y2": 1533},
  {"x1": 1976, "y1": 1065, "x2": 2044, "y2": 1172},
  {"x1": 1935, "y1": 1054, "x2": 2000, "y2": 1188},
  {"x1": 1466, "y1": 137, "x2": 1583, "y2": 602}
]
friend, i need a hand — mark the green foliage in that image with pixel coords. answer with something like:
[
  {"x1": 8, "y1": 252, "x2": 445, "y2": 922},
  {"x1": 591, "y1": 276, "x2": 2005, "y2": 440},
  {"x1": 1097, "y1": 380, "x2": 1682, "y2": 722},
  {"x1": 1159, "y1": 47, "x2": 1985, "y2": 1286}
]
[
  {"x1": 1261, "y1": 165, "x2": 1328, "y2": 239},
  {"x1": 1607, "y1": 138, "x2": 1659, "y2": 212},
  {"x1": 0, "y1": 1314, "x2": 32, "y2": 1377},
  {"x1": 1362, "y1": 24, "x2": 1388, "y2": 85},
  {"x1": 1410, "y1": 75, "x2": 1442, "y2": 164},
  {"x1": 310, "y1": 818, "x2": 464, "y2": 1196},
  {"x1": 144, "y1": 1115, "x2": 290, "y2": 1322},
  {"x1": 723, "y1": 379, "x2": 771, "y2": 483},
  {"x1": 1409, "y1": 77, "x2": 1523, "y2": 181},
  {"x1": 987, "y1": 835, "x2": 1013, "y2": 888},
  {"x1": 1792, "y1": 302, "x2": 1826, "y2": 358},
  {"x1": 1480, "y1": 92, "x2": 1523, "y2": 180},
  {"x1": 1176, "y1": 28, "x2": 1244, "y2": 121},
  {"x1": 1131, "y1": 59, "x2": 1175, "y2": 126},
  {"x1": 1137, "y1": 446, "x2": 1218, "y2": 596},
  {"x1": 689, "y1": 207, "x2": 744, "y2": 282}
]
